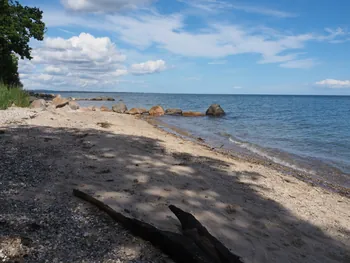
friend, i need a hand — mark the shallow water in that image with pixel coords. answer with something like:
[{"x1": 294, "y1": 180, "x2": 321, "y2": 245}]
[{"x1": 58, "y1": 92, "x2": 350, "y2": 188}]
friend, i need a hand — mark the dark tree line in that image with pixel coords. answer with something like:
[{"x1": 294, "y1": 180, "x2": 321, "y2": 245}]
[{"x1": 0, "y1": 0, "x2": 45, "y2": 87}]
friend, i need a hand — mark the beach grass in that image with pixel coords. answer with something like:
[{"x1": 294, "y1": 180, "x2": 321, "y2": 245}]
[{"x1": 0, "y1": 83, "x2": 30, "y2": 110}]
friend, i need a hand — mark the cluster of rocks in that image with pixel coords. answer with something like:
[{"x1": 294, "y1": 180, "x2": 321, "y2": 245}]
[
  {"x1": 29, "y1": 95, "x2": 226, "y2": 117},
  {"x1": 110, "y1": 102, "x2": 226, "y2": 117},
  {"x1": 30, "y1": 95, "x2": 80, "y2": 111},
  {"x1": 73, "y1": 96, "x2": 115, "y2": 102}
]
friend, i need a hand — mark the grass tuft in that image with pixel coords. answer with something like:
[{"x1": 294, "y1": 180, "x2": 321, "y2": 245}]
[{"x1": 0, "y1": 83, "x2": 30, "y2": 110}]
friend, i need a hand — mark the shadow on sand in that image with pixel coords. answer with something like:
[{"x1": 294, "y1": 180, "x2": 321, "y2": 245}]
[{"x1": 0, "y1": 125, "x2": 349, "y2": 262}]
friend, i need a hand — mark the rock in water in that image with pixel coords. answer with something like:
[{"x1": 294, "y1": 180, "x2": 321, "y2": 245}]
[
  {"x1": 165, "y1": 108, "x2": 183, "y2": 116},
  {"x1": 52, "y1": 95, "x2": 69, "y2": 108},
  {"x1": 206, "y1": 104, "x2": 225, "y2": 116},
  {"x1": 90, "y1": 96, "x2": 115, "y2": 101},
  {"x1": 112, "y1": 102, "x2": 128, "y2": 113},
  {"x1": 68, "y1": 101, "x2": 80, "y2": 110},
  {"x1": 182, "y1": 111, "x2": 205, "y2": 117},
  {"x1": 127, "y1": 108, "x2": 148, "y2": 115},
  {"x1": 149, "y1": 105, "x2": 165, "y2": 116},
  {"x1": 29, "y1": 99, "x2": 46, "y2": 110}
]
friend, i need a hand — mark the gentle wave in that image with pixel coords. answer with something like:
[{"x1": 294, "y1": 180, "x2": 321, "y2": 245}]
[{"x1": 227, "y1": 137, "x2": 316, "y2": 175}]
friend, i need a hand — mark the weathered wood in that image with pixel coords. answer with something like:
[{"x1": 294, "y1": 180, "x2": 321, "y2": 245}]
[
  {"x1": 169, "y1": 205, "x2": 243, "y2": 263},
  {"x1": 73, "y1": 189, "x2": 212, "y2": 263}
]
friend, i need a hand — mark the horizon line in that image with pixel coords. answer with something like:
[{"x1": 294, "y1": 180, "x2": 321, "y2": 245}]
[{"x1": 27, "y1": 89, "x2": 350, "y2": 97}]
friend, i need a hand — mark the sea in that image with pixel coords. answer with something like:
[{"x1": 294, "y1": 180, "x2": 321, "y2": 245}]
[{"x1": 57, "y1": 92, "x2": 350, "y2": 190}]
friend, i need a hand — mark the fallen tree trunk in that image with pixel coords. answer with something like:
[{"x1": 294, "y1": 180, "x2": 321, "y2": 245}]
[{"x1": 73, "y1": 189, "x2": 243, "y2": 263}]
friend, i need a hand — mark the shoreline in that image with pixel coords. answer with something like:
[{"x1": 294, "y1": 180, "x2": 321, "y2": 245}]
[
  {"x1": 1, "y1": 106, "x2": 349, "y2": 262},
  {"x1": 144, "y1": 116, "x2": 350, "y2": 197}
]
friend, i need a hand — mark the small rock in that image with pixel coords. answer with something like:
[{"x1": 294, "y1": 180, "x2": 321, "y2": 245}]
[
  {"x1": 127, "y1": 108, "x2": 148, "y2": 115},
  {"x1": 100, "y1": 106, "x2": 112, "y2": 112},
  {"x1": 165, "y1": 108, "x2": 183, "y2": 116},
  {"x1": 182, "y1": 111, "x2": 205, "y2": 117}
]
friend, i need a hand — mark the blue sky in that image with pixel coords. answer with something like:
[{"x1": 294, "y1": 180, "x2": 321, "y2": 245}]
[{"x1": 18, "y1": 0, "x2": 350, "y2": 94}]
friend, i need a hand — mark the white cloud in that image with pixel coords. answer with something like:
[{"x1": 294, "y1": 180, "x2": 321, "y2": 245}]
[
  {"x1": 58, "y1": 28, "x2": 76, "y2": 35},
  {"x1": 18, "y1": 33, "x2": 168, "y2": 89},
  {"x1": 20, "y1": 33, "x2": 128, "y2": 89},
  {"x1": 233, "y1": 86, "x2": 243, "y2": 89},
  {"x1": 42, "y1": 9, "x2": 348, "y2": 69},
  {"x1": 61, "y1": 0, "x2": 154, "y2": 12},
  {"x1": 44, "y1": 65, "x2": 67, "y2": 75},
  {"x1": 114, "y1": 69, "x2": 129, "y2": 77},
  {"x1": 130, "y1": 60, "x2": 167, "y2": 75},
  {"x1": 280, "y1": 59, "x2": 317, "y2": 69},
  {"x1": 104, "y1": 13, "x2": 346, "y2": 68},
  {"x1": 315, "y1": 79, "x2": 350, "y2": 88},
  {"x1": 231, "y1": 4, "x2": 295, "y2": 18}
]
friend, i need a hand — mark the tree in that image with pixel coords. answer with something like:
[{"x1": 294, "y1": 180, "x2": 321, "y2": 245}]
[{"x1": 0, "y1": 0, "x2": 45, "y2": 86}]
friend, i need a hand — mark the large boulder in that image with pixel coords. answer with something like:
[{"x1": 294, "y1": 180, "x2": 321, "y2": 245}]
[
  {"x1": 165, "y1": 108, "x2": 183, "y2": 116},
  {"x1": 68, "y1": 101, "x2": 80, "y2": 110},
  {"x1": 182, "y1": 111, "x2": 205, "y2": 117},
  {"x1": 149, "y1": 105, "x2": 165, "y2": 116},
  {"x1": 52, "y1": 95, "x2": 69, "y2": 108},
  {"x1": 206, "y1": 104, "x2": 225, "y2": 116},
  {"x1": 112, "y1": 102, "x2": 128, "y2": 113},
  {"x1": 127, "y1": 108, "x2": 148, "y2": 115},
  {"x1": 29, "y1": 99, "x2": 46, "y2": 110}
]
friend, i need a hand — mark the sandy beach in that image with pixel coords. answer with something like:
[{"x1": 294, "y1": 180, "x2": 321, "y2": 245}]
[{"x1": 0, "y1": 106, "x2": 349, "y2": 263}]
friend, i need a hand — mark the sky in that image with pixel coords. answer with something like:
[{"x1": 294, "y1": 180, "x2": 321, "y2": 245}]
[{"x1": 17, "y1": 0, "x2": 350, "y2": 95}]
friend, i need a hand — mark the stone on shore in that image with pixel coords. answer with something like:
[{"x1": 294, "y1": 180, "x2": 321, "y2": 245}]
[
  {"x1": 127, "y1": 108, "x2": 148, "y2": 115},
  {"x1": 68, "y1": 101, "x2": 80, "y2": 110},
  {"x1": 182, "y1": 111, "x2": 205, "y2": 117},
  {"x1": 29, "y1": 99, "x2": 46, "y2": 110},
  {"x1": 100, "y1": 106, "x2": 112, "y2": 112},
  {"x1": 149, "y1": 105, "x2": 165, "y2": 116},
  {"x1": 165, "y1": 108, "x2": 183, "y2": 116},
  {"x1": 112, "y1": 102, "x2": 128, "y2": 113},
  {"x1": 206, "y1": 104, "x2": 225, "y2": 116},
  {"x1": 52, "y1": 95, "x2": 69, "y2": 108}
]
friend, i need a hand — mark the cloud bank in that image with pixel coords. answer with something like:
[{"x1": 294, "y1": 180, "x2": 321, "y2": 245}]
[
  {"x1": 19, "y1": 33, "x2": 166, "y2": 89},
  {"x1": 315, "y1": 79, "x2": 350, "y2": 88}
]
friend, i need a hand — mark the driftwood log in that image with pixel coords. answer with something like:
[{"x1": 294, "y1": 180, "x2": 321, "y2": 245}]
[{"x1": 73, "y1": 189, "x2": 243, "y2": 263}]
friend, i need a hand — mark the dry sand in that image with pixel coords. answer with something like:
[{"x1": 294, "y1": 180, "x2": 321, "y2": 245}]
[{"x1": 1, "y1": 106, "x2": 349, "y2": 263}]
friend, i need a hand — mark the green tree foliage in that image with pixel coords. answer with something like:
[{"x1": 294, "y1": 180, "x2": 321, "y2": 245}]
[{"x1": 0, "y1": 0, "x2": 45, "y2": 86}]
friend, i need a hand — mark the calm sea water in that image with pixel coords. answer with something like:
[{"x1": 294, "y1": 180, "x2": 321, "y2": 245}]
[{"x1": 60, "y1": 92, "x2": 350, "y2": 188}]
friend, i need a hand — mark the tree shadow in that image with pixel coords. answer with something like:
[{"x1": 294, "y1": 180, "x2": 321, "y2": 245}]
[{"x1": 0, "y1": 125, "x2": 349, "y2": 263}]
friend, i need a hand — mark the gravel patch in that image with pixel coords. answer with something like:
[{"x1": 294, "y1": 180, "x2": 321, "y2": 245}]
[
  {"x1": 0, "y1": 107, "x2": 40, "y2": 126},
  {"x1": 0, "y1": 111, "x2": 174, "y2": 263}
]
